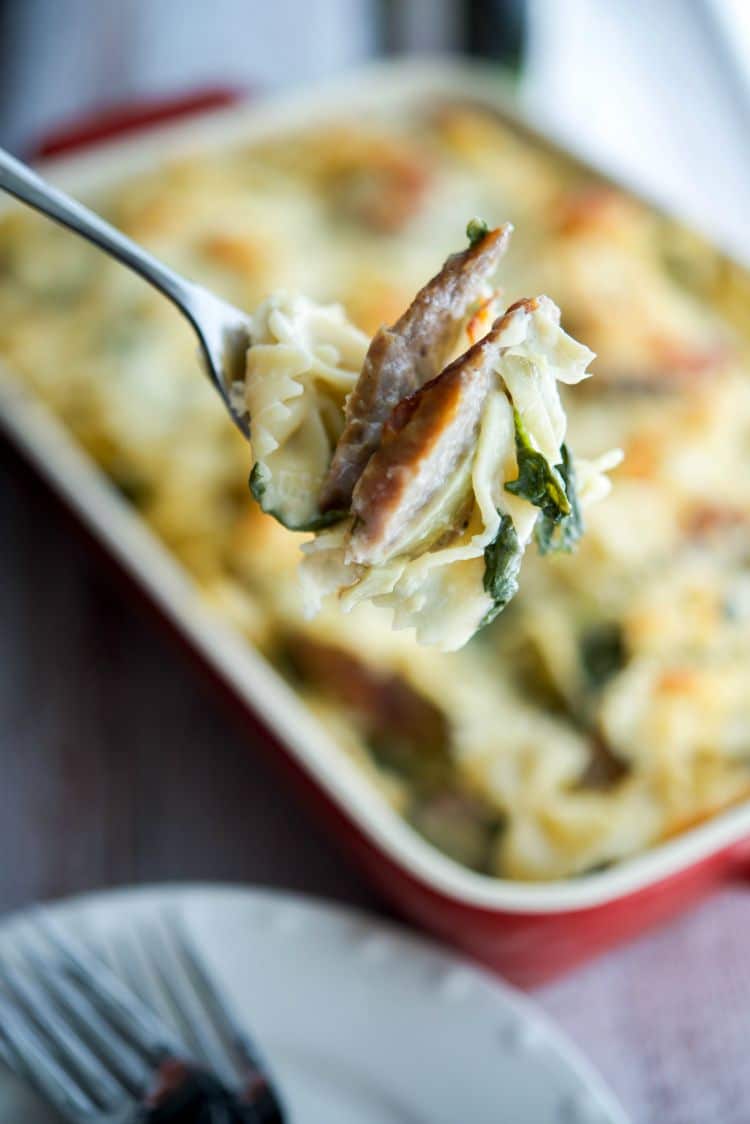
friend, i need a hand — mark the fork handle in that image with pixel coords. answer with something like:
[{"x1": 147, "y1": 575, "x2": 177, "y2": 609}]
[{"x1": 0, "y1": 147, "x2": 196, "y2": 313}]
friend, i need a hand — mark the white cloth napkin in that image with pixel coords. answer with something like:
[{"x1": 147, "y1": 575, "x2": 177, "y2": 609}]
[{"x1": 539, "y1": 887, "x2": 750, "y2": 1123}]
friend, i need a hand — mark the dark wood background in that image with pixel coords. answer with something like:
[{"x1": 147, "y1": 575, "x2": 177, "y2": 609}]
[{"x1": 0, "y1": 440, "x2": 377, "y2": 916}]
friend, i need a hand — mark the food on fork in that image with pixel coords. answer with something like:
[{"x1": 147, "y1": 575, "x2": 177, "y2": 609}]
[{"x1": 234, "y1": 221, "x2": 621, "y2": 650}]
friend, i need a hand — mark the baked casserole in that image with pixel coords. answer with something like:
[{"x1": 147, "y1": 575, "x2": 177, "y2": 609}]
[{"x1": 1, "y1": 101, "x2": 748, "y2": 881}]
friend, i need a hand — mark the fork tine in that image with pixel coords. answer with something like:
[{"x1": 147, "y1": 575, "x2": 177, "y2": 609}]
[
  {"x1": 33, "y1": 910, "x2": 183, "y2": 1063},
  {"x1": 153, "y1": 915, "x2": 285, "y2": 1122},
  {"x1": 107, "y1": 932, "x2": 153, "y2": 1009},
  {"x1": 134, "y1": 921, "x2": 236, "y2": 1085},
  {"x1": 0, "y1": 957, "x2": 126, "y2": 1110},
  {"x1": 17, "y1": 940, "x2": 153, "y2": 1097},
  {"x1": 0, "y1": 988, "x2": 96, "y2": 1121},
  {"x1": 168, "y1": 916, "x2": 272, "y2": 1085}
]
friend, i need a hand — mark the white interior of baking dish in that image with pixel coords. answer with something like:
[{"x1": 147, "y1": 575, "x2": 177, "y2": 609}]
[{"x1": 2, "y1": 60, "x2": 749, "y2": 913}]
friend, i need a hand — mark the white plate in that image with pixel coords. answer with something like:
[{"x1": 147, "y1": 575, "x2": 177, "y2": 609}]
[{"x1": 0, "y1": 884, "x2": 627, "y2": 1123}]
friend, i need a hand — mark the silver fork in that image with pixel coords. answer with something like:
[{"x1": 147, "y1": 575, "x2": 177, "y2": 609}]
[
  {"x1": 0, "y1": 148, "x2": 251, "y2": 437},
  {"x1": 0, "y1": 911, "x2": 286, "y2": 1122}
]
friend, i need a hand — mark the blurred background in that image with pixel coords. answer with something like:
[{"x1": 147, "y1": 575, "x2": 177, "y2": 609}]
[{"x1": 1, "y1": 0, "x2": 748, "y2": 257}]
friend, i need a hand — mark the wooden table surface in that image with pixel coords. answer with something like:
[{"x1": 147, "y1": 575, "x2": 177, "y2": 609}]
[{"x1": 0, "y1": 440, "x2": 378, "y2": 917}]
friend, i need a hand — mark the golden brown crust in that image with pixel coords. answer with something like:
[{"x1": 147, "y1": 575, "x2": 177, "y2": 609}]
[
  {"x1": 319, "y1": 224, "x2": 512, "y2": 513},
  {"x1": 278, "y1": 125, "x2": 433, "y2": 234}
]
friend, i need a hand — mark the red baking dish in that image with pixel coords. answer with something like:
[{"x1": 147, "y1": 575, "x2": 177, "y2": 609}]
[{"x1": 2, "y1": 62, "x2": 749, "y2": 988}]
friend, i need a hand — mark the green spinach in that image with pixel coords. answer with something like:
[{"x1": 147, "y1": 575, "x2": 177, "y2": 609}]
[
  {"x1": 505, "y1": 409, "x2": 570, "y2": 522},
  {"x1": 504, "y1": 411, "x2": 583, "y2": 555},
  {"x1": 466, "y1": 217, "x2": 490, "y2": 247},
  {"x1": 482, "y1": 513, "x2": 523, "y2": 626},
  {"x1": 534, "y1": 444, "x2": 583, "y2": 555}
]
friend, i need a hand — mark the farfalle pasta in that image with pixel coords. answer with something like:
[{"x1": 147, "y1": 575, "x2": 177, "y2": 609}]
[{"x1": 234, "y1": 293, "x2": 369, "y2": 530}]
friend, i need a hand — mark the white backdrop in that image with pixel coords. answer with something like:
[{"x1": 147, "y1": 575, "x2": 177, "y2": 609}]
[
  {"x1": 0, "y1": 0, "x2": 375, "y2": 151},
  {"x1": 524, "y1": 0, "x2": 750, "y2": 260}
]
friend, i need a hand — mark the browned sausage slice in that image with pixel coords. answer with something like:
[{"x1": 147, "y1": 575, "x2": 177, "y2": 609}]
[
  {"x1": 319, "y1": 223, "x2": 512, "y2": 513},
  {"x1": 349, "y1": 299, "x2": 539, "y2": 566}
]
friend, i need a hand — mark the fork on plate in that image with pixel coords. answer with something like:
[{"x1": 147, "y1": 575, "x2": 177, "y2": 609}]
[{"x1": 0, "y1": 910, "x2": 285, "y2": 1123}]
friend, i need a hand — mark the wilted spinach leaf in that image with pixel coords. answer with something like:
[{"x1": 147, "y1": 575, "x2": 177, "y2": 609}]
[
  {"x1": 579, "y1": 621, "x2": 625, "y2": 688},
  {"x1": 534, "y1": 444, "x2": 584, "y2": 555},
  {"x1": 466, "y1": 217, "x2": 490, "y2": 247},
  {"x1": 505, "y1": 409, "x2": 570, "y2": 524},
  {"x1": 482, "y1": 513, "x2": 523, "y2": 626}
]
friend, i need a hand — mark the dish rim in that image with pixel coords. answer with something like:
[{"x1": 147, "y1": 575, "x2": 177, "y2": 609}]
[{"x1": 2, "y1": 57, "x2": 749, "y2": 915}]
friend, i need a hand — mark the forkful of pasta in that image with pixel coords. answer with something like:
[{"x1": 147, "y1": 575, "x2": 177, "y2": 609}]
[
  {"x1": 0, "y1": 148, "x2": 621, "y2": 651},
  {"x1": 236, "y1": 218, "x2": 621, "y2": 648}
]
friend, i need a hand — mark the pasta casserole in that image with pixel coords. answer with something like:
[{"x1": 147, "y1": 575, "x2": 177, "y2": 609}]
[{"x1": 0, "y1": 99, "x2": 748, "y2": 880}]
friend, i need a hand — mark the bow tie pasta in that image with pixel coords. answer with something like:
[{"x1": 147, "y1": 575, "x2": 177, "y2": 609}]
[{"x1": 233, "y1": 293, "x2": 370, "y2": 530}]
